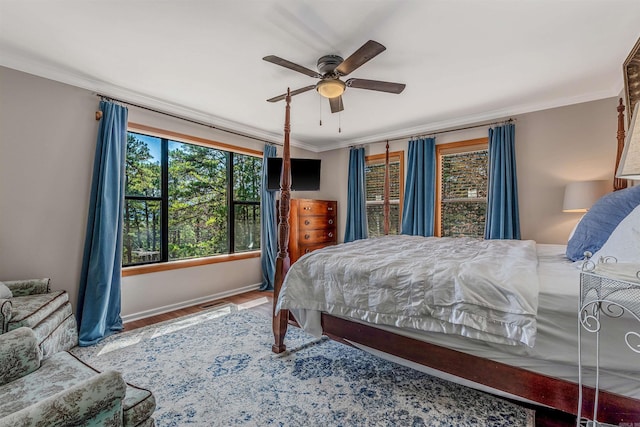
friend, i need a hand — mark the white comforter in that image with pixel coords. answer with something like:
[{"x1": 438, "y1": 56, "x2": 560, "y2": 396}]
[{"x1": 276, "y1": 235, "x2": 540, "y2": 347}]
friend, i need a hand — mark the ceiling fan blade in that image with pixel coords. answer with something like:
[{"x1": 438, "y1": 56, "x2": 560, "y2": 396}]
[
  {"x1": 263, "y1": 55, "x2": 321, "y2": 78},
  {"x1": 266, "y1": 85, "x2": 316, "y2": 103},
  {"x1": 346, "y1": 78, "x2": 406, "y2": 94},
  {"x1": 335, "y1": 40, "x2": 386, "y2": 76},
  {"x1": 329, "y1": 96, "x2": 344, "y2": 113}
]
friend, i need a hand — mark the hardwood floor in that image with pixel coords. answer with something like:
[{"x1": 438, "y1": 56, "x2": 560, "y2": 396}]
[
  {"x1": 123, "y1": 288, "x2": 574, "y2": 426},
  {"x1": 123, "y1": 289, "x2": 273, "y2": 331}
]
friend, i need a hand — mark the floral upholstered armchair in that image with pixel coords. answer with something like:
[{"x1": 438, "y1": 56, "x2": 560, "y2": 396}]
[
  {"x1": 0, "y1": 278, "x2": 77, "y2": 358},
  {"x1": 0, "y1": 327, "x2": 156, "y2": 426}
]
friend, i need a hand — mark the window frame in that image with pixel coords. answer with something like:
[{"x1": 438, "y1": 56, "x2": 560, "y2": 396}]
[
  {"x1": 435, "y1": 138, "x2": 488, "y2": 237},
  {"x1": 123, "y1": 123, "x2": 262, "y2": 276},
  {"x1": 364, "y1": 150, "x2": 405, "y2": 236}
]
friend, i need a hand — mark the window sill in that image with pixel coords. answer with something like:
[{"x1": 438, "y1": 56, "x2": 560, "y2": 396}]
[{"x1": 122, "y1": 251, "x2": 261, "y2": 276}]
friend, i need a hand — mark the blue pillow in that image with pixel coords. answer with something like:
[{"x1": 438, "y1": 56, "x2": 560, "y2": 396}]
[{"x1": 566, "y1": 185, "x2": 640, "y2": 261}]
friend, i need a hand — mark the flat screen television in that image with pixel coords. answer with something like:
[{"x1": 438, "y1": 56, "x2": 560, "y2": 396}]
[{"x1": 266, "y1": 158, "x2": 321, "y2": 191}]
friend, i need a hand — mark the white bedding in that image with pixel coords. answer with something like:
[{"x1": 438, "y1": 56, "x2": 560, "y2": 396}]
[{"x1": 276, "y1": 235, "x2": 540, "y2": 346}]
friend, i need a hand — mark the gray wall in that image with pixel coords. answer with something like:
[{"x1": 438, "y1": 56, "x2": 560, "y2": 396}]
[
  {"x1": 1, "y1": 66, "x2": 97, "y2": 314},
  {"x1": 316, "y1": 97, "x2": 620, "y2": 245}
]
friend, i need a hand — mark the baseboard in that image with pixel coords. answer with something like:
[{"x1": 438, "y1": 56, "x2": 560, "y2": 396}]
[{"x1": 122, "y1": 283, "x2": 263, "y2": 323}]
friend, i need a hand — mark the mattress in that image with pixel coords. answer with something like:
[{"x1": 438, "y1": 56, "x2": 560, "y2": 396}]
[{"x1": 334, "y1": 244, "x2": 640, "y2": 399}]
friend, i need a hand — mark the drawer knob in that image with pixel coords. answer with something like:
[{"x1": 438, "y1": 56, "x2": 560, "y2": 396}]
[
  {"x1": 304, "y1": 206, "x2": 311, "y2": 210},
  {"x1": 328, "y1": 232, "x2": 334, "y2": 238},
  {"x1": 304, "y1": 234, "x2": 310, "y2": 240},
  {"x1": 305, "y1": 220, "x2": 310, "y2": 225},
  {"x1": 328, "y1": 219, "x2": 334, "y2": 225},
  {"x1": 328, "y1": 207, "x2": 333, "y2": 211},
  {"x1": 305, "y1": 248, "x2": 311, "y2": 253}
]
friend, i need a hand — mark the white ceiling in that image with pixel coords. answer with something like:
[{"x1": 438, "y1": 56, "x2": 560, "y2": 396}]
[{"x1": 1, "y1": 1, "x2": 639, "y2": 152}]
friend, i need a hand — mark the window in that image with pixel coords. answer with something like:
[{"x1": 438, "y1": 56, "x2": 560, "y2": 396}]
[
  {"x1": 123, "y1": 125, "x2": 262, "y2": 268},
  {"x1": 436, "y1": 138, "x2": 488, "y2": 238},
  {"x1": 365, "y1": 151, "x2": 404, "y2": 237}
]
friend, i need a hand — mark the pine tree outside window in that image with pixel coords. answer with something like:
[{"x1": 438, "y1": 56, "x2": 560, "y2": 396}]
[{"x1": 123, "y1": 127, "x2": 261, "y2": 268}]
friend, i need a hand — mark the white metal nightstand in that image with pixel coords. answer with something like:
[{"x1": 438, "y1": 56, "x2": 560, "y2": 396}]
[{"x1": 578, "y1": 263, "x2": 640, "y2": 427}]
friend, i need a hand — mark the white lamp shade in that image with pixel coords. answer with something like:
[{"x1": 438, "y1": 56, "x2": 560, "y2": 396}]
[
  {"x1": 562, "y1": 180, "x2": 609, "y2": 212},
  {"x1": 616, "y1": 102, "x2": 640, "y2": 180}
]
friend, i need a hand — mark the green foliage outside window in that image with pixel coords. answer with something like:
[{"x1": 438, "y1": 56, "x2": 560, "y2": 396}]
[
  {"x1": 168, "y1": 142, "x2": 228, "y2": 260},
  {"x1": 124, "y1": 134, "x2": 162, "y2": 265},
  {"x1": 232, "y1": 154, "x2": 261, "y2": 252},
  {"x1": 123, "y1": 132, "x2": 261, "y2": 266}
]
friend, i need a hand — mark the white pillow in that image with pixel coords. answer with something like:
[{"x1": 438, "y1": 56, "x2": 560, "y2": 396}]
[
  {"x1": 0, "y1": 281, "x2": 12, "y2": 299},
  {"x1": 591, "y1": 204, "x2": 640, "y2": 263}
]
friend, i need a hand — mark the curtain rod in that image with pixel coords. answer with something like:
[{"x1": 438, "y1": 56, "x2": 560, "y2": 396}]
[
  {"x1": 374, "y1": 118, "x2": 516, "y2": 145},
  {"x1": 97, "y1": 93, "x2": 512, "y2": 149},
  {"x1": 96, "y1": 94, "x2": 280, "y2": 146}
]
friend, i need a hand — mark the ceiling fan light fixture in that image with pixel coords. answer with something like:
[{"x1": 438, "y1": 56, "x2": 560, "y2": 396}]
[
  {"x1": 264, "y1": 40, "x2": 405, "y2": 108},
  {"x1": 316, "y1": 79, "x2": 345, "y2": 99}
]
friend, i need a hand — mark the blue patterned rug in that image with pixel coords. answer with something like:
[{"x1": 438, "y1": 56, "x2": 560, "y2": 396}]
[{"x1": 71, "y1": 305, "x2": 534, "y2": 426}]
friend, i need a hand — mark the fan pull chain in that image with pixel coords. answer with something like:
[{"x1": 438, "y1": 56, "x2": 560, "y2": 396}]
[
  {"x1": 339, "y1": 111, "x2": 342, "y2": 133},
  {"x1": 319, "y1": 96, "x2": 323, "y2": 126}
]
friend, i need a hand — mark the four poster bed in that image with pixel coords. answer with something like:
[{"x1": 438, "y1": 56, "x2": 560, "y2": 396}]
[{"x1": 271, "y1": 93, "x2": 640, "y2": 425}]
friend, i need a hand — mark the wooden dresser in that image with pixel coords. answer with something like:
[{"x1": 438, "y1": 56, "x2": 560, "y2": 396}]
[{"x1": 286, "y1": 199, "x2": 337, "y2": 263}]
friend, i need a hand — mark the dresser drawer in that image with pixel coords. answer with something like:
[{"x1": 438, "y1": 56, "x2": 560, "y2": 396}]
[
  {"x1": 297, "y1": 200, "x2": 336, "y2": 216},
  {"x1": 299, "y1": 228, "x2": 336, "y2": 244},
  {"x1": 298, "y1": 215, "x2": 336, "y2": 230},
  {"x1": 299, "y1": 242, "x2": 337, "y2": 257}
]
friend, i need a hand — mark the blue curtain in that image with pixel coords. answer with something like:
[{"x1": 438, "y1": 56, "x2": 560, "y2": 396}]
[
  {"x1": 485, "y1": 123, "x2": 521, "y2": 239},
  {"x1": 401, "y1": 138, "x2": 436, "y2": 236},
  {"x1": 259, "y1": 144, "x2": 277, "y2": 291},
  {"x1": 344, "y1": 147, "x2": 368, "y2": 243},
  {"x1": 77, "y1": 101, "x2": 128, "y2": 346}
]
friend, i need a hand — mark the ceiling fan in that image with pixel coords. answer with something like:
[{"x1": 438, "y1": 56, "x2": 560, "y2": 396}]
[{"x1": 263, "y1": 40, "x2": 406, "y2": 113}]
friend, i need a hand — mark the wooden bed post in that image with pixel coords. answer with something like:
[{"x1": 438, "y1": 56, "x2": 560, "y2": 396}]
[
  {"x1": 272, "y1": 89, "x2": 292, "y2": 354},
  {"x1": 614, "y1": 98, "x2": 628, "y2": 191}
]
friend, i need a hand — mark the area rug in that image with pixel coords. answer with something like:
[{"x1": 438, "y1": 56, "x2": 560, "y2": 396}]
[{"x1": 71, "y1": 305, "x2": 535, "y2": 426}]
